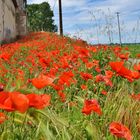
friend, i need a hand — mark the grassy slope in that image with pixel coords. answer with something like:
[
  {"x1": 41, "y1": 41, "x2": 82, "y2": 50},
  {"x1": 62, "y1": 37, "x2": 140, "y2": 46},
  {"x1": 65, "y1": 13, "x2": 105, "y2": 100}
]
[
  {"x1": 123, "y1": 44, "x2": 140, "y2": 58},
  {"x1": 0, "y1": 32, "x2": 140, "y2": 140}
]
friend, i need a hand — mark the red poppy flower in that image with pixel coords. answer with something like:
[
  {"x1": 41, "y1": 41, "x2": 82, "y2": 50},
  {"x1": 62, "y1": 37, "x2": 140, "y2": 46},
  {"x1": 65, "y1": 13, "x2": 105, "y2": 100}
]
[
  {"x1": 80, "y1": 72, "x2": 93, "y2": 81},
  {"x1": 103, "y1": 76, "x2": 113, "y2": 87},
  {"x1": 58, "y1": 71, "x2": 75, "y2": 86},
  {"x1": 0, "y1": 91, "x2": 14, "y2": 112},
  {"x1": 109, "y1": 61, "x2": 124, "y2": 73},
  {"x1": 109, "y1": 61, "x2": 133, "y2": 82},
  {"x1": 0, "y1": 52, "x2": 11, "y2": 61},
  {"x1": 131, "y1": 93, "x2": 140, "y2": 101},
  {"x1": 82, "y1": 99, "x2": 102, "y2": 116},
  {"x1": 137, "y1": 54, "x2": 140, "y2": 58},
  {"x1": 60, "y1": 58, "x2": 72, "y2": 69},
  {"x1": 31, "y1": 74, "x2": 54, "y2": 89},
  {"x1": 101, "y1": 90, "x2": 107, "y2": 95},
  {"x1": 0, "y1": 112, "x2": 7, "y2": 124},
  {"x1": 86, "y1": 62, "x2": 94, "y2": 69},
  {"x1": 134, "y1": 63, "x2": 140, "y2": 72},
  {"x1": 131, "y1": 71, "x2": 140, "y2": 79},
  {"x1": 27, "y1": 93, "x2": 51, "y2": 109},
  {"x1": 39, "y1": 57, "x2": 51, "y2": 68},
  {"x1": 118, "y1": 66, "x2": 133, "y2": 82},
  {"x1": 95, "y1": 74, "x2": 113, "y2": 87},
  {"x1": 95, "y1": 66, "x2": 101, "y2": 73},
  {"x1": 0, "y1": 91, "x2": 29, "y2": 113},
  {"x1": 51, "y1": 83, "x2": 64, "y2": 91},
  {"x1": 92, "y1": 60, "x2": 99, "y2": 66},
  {"x1": 109, "y1": 122, "x2": 132, "y2": 140},
  {"x1": 95, "y1": 74, "x2": 104, "y2": 82},
  {"x1": 57, "y1": 91, "x2": 66, "y2": 102},
  {"x1": 10, "y1": 92, "x2": 29, "y2": 113},
  {"x1": 119, "y1": 53, "x2": 129, "y2": 60},
  {"x1": 90, "y1": 47, "x2": 97, "y2": 53},
  {"x1": 105, "y1": 70, "x2": 113, "y2": 79},
  {"x1": 80, "y1": 84, "x2": 87, "y2": 90},
  {"x1": 76, "y1": 47, "x2": 90, "y2": 58},
  {"x1": 113, "y1": 46, "x2": 122, "y2": 53}
]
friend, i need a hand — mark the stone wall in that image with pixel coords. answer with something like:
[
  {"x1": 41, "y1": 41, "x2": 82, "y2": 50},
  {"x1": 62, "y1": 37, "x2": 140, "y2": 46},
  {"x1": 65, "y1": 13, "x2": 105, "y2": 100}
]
[
  {"x1": 0, "y1": 0, "x2": 27, "y2": 44},
  {"x1": 16, "y1": 0, "x2": 27, "y2": 36},
  {"x1": 0, "y1": 0, "x2": 3, "y2": 42},
  {"x1": 16, "y1": 9, "x2": 27, "y2": 36},
  {"x1": 0, "y1": 0, "x2": 17, "y2": 43}
]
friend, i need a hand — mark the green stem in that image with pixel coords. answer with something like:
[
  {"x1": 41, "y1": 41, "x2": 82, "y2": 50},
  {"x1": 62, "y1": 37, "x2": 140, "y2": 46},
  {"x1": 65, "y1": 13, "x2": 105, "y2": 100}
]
[{"x1": 20, "y1": 111, "x2": 28, "y2": 136}]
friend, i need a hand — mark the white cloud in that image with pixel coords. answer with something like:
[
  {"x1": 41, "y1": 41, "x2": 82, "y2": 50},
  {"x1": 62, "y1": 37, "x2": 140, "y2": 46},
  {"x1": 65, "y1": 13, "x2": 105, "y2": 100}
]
[{"x1": 27, "y1": 0, "x2": 140, "y2": 44}]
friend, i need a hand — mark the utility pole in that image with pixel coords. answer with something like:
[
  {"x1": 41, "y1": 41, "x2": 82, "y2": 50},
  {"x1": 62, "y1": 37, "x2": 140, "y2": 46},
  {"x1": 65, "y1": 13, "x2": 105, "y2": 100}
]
[
  {"x1": 116, "y1": 12, "x2": 122, "y2": 46},
  {"x1": 58, "y1": 0, "x2": 63, "y2": 36}
]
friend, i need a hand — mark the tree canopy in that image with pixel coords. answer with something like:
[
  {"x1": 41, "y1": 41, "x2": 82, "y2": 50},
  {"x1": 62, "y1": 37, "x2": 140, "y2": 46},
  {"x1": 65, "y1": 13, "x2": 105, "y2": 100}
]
[{"x1": 27, "y1": 2, "x2": 57, "y2": 32}]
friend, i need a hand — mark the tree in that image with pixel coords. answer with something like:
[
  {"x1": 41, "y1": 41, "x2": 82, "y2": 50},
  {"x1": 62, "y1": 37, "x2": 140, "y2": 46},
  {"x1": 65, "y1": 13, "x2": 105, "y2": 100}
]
[{"x1": 27, "y1": 2, "x2": 57, "y2": 32}]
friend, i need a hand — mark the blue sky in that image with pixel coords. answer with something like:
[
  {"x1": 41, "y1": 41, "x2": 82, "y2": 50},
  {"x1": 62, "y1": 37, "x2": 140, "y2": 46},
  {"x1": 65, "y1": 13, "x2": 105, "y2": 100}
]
[{"x1": 28, "y1": 0, "x2": 140, "y2": 44}]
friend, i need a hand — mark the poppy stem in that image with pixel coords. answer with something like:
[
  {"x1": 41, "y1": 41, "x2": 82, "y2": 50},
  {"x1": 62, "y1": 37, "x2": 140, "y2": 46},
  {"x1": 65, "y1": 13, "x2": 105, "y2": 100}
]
[
  {"x1": 12, "y1": 112, "x2": 15, "y2": 132},
  {"x1": 20, "y1": 111, "x2": 28, "y2": 135}
]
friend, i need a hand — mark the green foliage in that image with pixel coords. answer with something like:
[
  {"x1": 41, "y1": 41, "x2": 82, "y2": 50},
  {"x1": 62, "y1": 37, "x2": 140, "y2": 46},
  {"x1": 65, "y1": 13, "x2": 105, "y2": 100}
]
[{"x1": 27, "y1": 2, "x2": 57, "y2": 32}]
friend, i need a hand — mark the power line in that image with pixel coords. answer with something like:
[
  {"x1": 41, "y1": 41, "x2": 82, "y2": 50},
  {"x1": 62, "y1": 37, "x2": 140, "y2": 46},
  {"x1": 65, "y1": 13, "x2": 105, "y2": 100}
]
[{"x1": 116, "y1": 12, "x2": 122, "y2": 46}]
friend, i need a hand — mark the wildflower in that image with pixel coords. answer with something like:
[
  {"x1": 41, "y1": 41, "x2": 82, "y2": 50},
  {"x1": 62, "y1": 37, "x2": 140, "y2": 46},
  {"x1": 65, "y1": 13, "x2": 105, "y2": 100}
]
[
  {"x1": 82, "y1": 99, "x2": 102, "y2": 115},
  {"x1": 101, "y1": 90, "x2": 107, "y2": 95},
  {"x1": 57, "y1": 91, "x2": 66, "y2": 102},
  {"x1": 119, "y1": 53, "x2": 129, "y2": 60},
  {"x1": 131, "y1": 71, "x2": 140, "y2": 79},
  {"x1": 80, "y1": 72, "x2": 93, "y2": 81},
  {"x1": 0, "y1": 91, "x2": 29, "y2": 113},
  {"x1": 105, "y1": 70, "x2": 113, "y2": 79},
  {"x1": 31, "y1": 74, "x2": 54, "y2": 89},
  {"x1": 0, "y1": 52, "x2": 11, "y2": 61},
  {"x1": 109, "y1": 122, "x2": 132, "y2": 140},
  {"x1": 134, "y1": 63, "x2": 140, "y2": 72},
  {"x1": 0, "y1": 112, "x2": 7, "y2": 124},
  {"x1": 86, "y1": 62, "x2": 94, "y2": 69},
  {"x1": 137, "y1": 54, "x2": 140, "y2": 58},
  {"x1": 95, "y1": 74, "x2": 113, "y2": 87},
  {"x1": 109, "y1": 61, "x2": 133, "y2": 82},
  {"x1": 131, "y1": 93, "x2": 140, "y2": 101},
  {"x1": 26, "y1": 93, "x2": 51, "y2": 109},
  {"x1": 80, "y1": 84, "x2": 87, "y2": 90},
  {"x1": 58, "y1": 71, "x2": 75, "y2": 86},
  {"x1": 95, "y1": 66, "x2": 101, "y2": 73},
  {"x1": 109, "y1": 61, "x2": 124, "y2": 73},
  {"x1": 10, "y1": 92, "x2": 29, "y2": 113}
]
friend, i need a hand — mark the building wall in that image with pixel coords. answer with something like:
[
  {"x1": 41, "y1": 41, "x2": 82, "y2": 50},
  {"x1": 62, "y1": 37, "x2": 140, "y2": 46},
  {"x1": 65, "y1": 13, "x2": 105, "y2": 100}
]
[
  {"x1": 17, "y1": 0, "x2": 25, "y2": 10},
  {"x1": 0, "y1": 0, "x2": 16, "y2": 43},
  {"x1": 16, "y1": 0, "x2": 27, "y2": 36},
  {"x1": 0, "y1": 0, "x2": 27, "y2": 44},
  {"x1": 0, "y1": 0, "x2": 3, "y2": 42},
  {"x1": 4, "y1": 0, "x2": 16, "y2": 40}
]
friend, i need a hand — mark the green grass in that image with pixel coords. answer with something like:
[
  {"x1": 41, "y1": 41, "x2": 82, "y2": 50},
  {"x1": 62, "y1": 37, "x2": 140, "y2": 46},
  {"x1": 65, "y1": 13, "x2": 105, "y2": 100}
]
[
  {"x1": 123, "y1": 44, "x2": 140, "y2": 58},
  {"x1": 0, "y1": 33, "x2": 140, "y2": 139}
]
